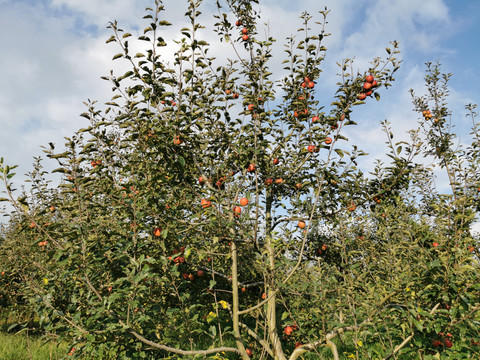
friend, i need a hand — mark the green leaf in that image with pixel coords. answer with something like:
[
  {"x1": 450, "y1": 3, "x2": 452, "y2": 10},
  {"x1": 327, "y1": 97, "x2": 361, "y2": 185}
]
[{"x1": 112, "y1": 53, "x2": 123, "y2": 60}]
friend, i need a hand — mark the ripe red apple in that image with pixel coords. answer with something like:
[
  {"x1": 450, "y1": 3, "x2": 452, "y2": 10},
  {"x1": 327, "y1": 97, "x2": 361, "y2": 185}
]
[
  {"x1": 242, "y1": 34, "x2": 249, "y2": 41},
  {"x1": 273, "y1": 158, "x2": 280, "y2": 165},
  {"x1": 232, "y1": 93, "x2": 239, "y2": 99},
  {"x1": 188, "y1": 274, "x2": 195, "y2": 281},
  {"x1": 372, "y1": 80, "x2": 378, "y2": 86},
  {"x1": 241, "y1": 28, "x2": 248, "y2": 34},
  {"x1": 444, "y1": 339, "x2": 453, "y2": 348},
  {"x1": 240, "y1": 197, "x2": 249, "y2": 206},
  {"x1": 275, "y1": 178, "x2": 284, "y2": 185},
  {"x1": 198, "y1": 176, "x2": 205, "y2": 185},
  {"x1": 197, "y1": 270, "x2": 204, "y2": 277},
  {"x1": 201, "y1": 199, "x2": 212, "y2": 208},
  {"x1": 307, "y1": 145, "x2": 316, "y2": 153},
  {"x1": 246, "y1": 348, "x2": 253, "y2": 356},
  {"x1": 225, "y1": 89, "x2": 231, "y2": 95},
  {"x1": 247, "y1": 163, "x2": 256, "y2": 172},
  {"x1": 312, "y1": 116, "x2": 319, "y2": 123},
  {"x1": 153, "y1": 227, "x2": 162, "y2": 237},
  {"x1": 233, "y1": 206, "x2": 242, "y2": 216},
  {"x1": 236, "y1": 20, "x2": 241, "y2": 26},
  {"x1": 363, "y1": 82, "x2": 372, "y2": 90},
  {"x1": 365, "y1": 74, "x2": 374, "y2": 83},
  {"x1": 325, "y1": 137, "x2": 332, "y2": 145},
  {"x1": 348, "y1": 203, "x2": 356, "y2": 212},
  {"x1": 247, "y1": 104, "x2": 254, "y2": 111},
  {"x1": 298, "y1": 220, "x2": 306, "y2": 229},
  {"x1": 433, "y1": 242, "x2": 439, "y2": 247},
  {"x1": 284, "y1": 326, "x2": 293, "y2": 336},
  {"x1": 365, "y1": 90, "x2": 373, "y2": 96},
  {"x1": 265, "y1": 178, "x2": 273, "y2": 186},
  {"x1": 432, "y1": 340, "x2": 442, "y2": 347},
  {"x1": 307, "y1": 81, "x2": 314, "y2": 88},
  {"x1": 295, "y1": 341, "x2": 303, "y2": 349},
  {"x1": 357, "y1": 93, "x2": 367, "y2": 100},
  {"x1": 295, "y1": 182, "x2": 302, "y2": 189}
]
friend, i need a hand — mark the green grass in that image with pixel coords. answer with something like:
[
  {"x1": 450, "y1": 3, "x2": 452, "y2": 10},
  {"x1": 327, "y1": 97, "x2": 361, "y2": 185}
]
[{"x1": 0, "y1": 331, "x2": 69, "y2": 360}]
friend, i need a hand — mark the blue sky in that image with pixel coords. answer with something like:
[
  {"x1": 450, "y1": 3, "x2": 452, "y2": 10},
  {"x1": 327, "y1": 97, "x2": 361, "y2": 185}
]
[{"x1": 1, "y1": 0, "x2": 480, "y2": 195}]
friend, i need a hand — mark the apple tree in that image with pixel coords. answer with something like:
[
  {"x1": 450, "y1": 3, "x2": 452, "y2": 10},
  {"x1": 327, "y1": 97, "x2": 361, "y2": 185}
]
[{"x1": 1, "y1": 0, "x2": 479, "y2": 359}]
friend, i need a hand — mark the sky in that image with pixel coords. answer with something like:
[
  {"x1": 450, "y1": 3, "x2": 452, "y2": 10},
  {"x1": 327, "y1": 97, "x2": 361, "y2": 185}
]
[{"x1": 1, "y1": 0, "x2": 480, "y2": 200}]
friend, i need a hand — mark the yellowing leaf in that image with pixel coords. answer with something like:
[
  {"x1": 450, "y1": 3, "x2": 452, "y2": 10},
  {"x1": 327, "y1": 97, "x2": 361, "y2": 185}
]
[
  {"x1": 219, "y1": 300, "x2": 228, "y2": 309},
  {"x1": 206, "y1": 311, "x2": 217, "y2": 323}
]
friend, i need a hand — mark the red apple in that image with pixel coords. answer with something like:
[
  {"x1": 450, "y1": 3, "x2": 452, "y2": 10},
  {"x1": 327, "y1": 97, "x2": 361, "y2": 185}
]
[
  {"x1": 233, "y1": 206, "x2": 242, "y2": 216},
  {"x1": 312, "y1": 116, "x2": 319, "y2": 123},
  {"x1": 240, "y1": 197, "x2": 249, "y2": 206},
  {"x1": 365, "y1": 74, "x2": 374, "y2": 83},
  {"x1": 273, "y1": 158, "x2": 280, "y2": 165},
  {"x1": 357, "y1": 93, "x2": 367, "y2": 100},
  {"x1": 241, "y1": 28, "x2": 248, "y2": 34},
  {"x1": 307, "y1": 145, "x2": 316, "y2": 153},
  {"x1": 284, "y1": 326, "x2": 293, "y2": 336},
  {"x1": 153, "y1": 227, "x2": 162, "y2": 237},
  {"x1": 242, "y1": 34, "x2": 249, "y2": 41},
  {"x1": 298, "y1": 221, "x2": 306, "y2": 229},
  {"x1": 246, "y1": 348, "x2": 253, "y2": 356},
  {"x1": 201, "y1": 199, "x2": 212, "y2": 209},
  {"x1": 325, "y1": 137, "x2": 332, "y2": 145}
]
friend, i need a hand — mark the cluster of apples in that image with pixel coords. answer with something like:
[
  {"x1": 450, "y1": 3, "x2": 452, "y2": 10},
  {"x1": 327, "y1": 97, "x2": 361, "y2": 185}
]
[
  {"x1": 38, "y1": 240, "x2": 48, "y2": 247},
  {"x1": 357, "y1": 74, "x2": 378, "y2": 100},
  {"x1": 432, "y1": 332, "x2": 453, "y2": 349},
  {"x1": 422, "y1": 110, "x2": 433, "y2": 120},
  {"x1": 235, "y1": 20, "x2": 250, "y2": 41}
]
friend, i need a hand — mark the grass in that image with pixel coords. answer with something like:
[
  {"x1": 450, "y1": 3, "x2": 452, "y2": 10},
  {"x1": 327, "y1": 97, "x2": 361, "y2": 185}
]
[{"x1": 0, "y1": 330, "x2": 69, "y2": 360}]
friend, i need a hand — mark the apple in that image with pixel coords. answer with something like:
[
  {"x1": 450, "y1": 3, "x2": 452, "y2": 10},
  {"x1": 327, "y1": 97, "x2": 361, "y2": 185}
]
[
  {"x1": 182, "y1": 273, "x2": 189, "y2": 280},
  {"x1": 153, "y1": 227, "x2": 162, "y2": 237},
  {"x1": 365, "y1": 74, "x2": 374, "y2": 83},
  {"x1": 433, "y1": 242, "x2": 439, "y2": 247},
  {"x1": 372, "y1": 80, "x2": 378, "y2": 86},
  {"x1": 298, "y1": 220, "x2": 306, "y2": 229},
  {"x1": 233, "y1": 206, "x2": 242, "y2": 216},
  {"x1": 432, "y1": 340, "x2": 442, "y2": 347},
  {"x1": 261, "y1": 292, "x2": 266, "y2": 299},
  {"x1": 284, "y1": 326, "x2": 293, "y2": 336},
  {"x1": 295, "y1": 341, "x2": 303, "y2": 348},
  {"x1": 246, "y1": 348, "x2": 253, "y2": 356},
  {"x1": 247, "y1": 163, "x2": 256, "y2": 172},
  {"x1": 325, "y1": 137, "x2": 332, "y2": 145},
  {"x1": 347, "y1": 203, "x2": 356, "y2": 212},
  {"x1": 357, "y1": 93, "x2": 367, "y2": 100},
  {"x1": 225, "y1": 89, "x2": 231, "y2": 95},
  {"x1": 275, "y1": 178, "x2": 284, "y2": 185},
  {"x1": 198, "y1": 176, "x2": 205, "y2": 185},
  {"x1": 241, "y1": 287, "x2": 246, "y2": 292},
  {"x1": 444, "y1": 339, "x2": 453, "y2": 348},
  {"x1": 201, "y1": 199, "x2": 212, "y2": 208},
  {"x1": 363, "y1": 82, "x2": 372, "y2": 90},
  {"x1": 307, "y1": 145, "x2": 316, "y2": 153},
  {"x1": 232, "y1": 93, "x2": 239, "y2": 99},
  {"x1": 295, "y1": 183, "x2": 302, "y2": 189},
  {"x1": 365, "y1": 90, "x2": 372, "y2": 96},
  {"x1": 173, "y1": 135, "x2": 182, "y2": 145},
  {"x1": 240, "y1": 197, "x2": 249, "y2": 206},
  {"x1": 273, "y1": 158, "x2": 280, "y2": 165},
  {"x1": 247, "y1": 104, "x2": 255, "y2": 111},
  {"x1": 236, "y1": 20, "x2": 241, "y2": 26},
  {"x1": 265, "y1": 178, "x2": 273, "y2": 186},
  {"x1": 197, "y1": 270, "x2": 204, "y2": 277},
  {"x1": 241, "y1": 28, "x2": 248, "y2": 34},
  {"x1": 242, "y1": 34, "x2": 249, "y2": 41},
  {"x1": 312, "y1": 116, "x2": 319, "y2": 123},
  {"x1": 307, "y1": 81, "x2": 314, "y2": 88}
]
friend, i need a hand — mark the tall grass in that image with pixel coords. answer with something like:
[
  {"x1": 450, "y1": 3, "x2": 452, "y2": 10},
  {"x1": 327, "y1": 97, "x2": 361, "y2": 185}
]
[{"x1": 0, "y1": 331, "x2": 68, "y2": 360}]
